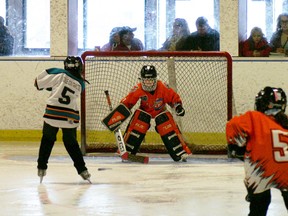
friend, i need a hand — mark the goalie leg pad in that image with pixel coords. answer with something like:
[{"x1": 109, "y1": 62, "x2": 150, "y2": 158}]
[
  {"x1": 124, "y1": 109, "x2": 151, "y2": 154},
  {"x1": 155, "y1": 111, "x2": 189, "y2": 161},
  {"x1": 102, "y1": 103, "x2": 131, "y2": 131}
]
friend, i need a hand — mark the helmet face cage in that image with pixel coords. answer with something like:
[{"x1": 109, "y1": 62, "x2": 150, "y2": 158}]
[
  {"x1": 64, "y1": 56, "x2": 83, "y2": 75},
  {"x1": 140, "y1": 65, "x2": 157, "y2": 92},
  {"x1": 255, "y1": 87, "x2": 287, "y2": 113}
]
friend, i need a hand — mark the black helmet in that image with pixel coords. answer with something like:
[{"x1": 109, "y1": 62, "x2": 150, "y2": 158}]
[
  {"x1": 64, "y1": 56, "x2": 83, "y2": 75},
  {"x1": 140, "y1": 65, "x2": 157, "y2": 91},
  {"x1": 255, "y1": 86, "x2": 287, "y2": 113}
]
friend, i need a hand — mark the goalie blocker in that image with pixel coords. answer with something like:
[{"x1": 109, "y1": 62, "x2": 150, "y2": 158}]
[{"x1": 102, "y1": 103, "x2": 131, "y2": 131}]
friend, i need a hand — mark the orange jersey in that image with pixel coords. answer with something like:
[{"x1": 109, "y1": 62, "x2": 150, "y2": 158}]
[
  {"x1": 120, "y1": 80, "x2": 182, "y2": 118},
  {"x1": 226, "y1": 111, "x2": 288, "y2": 193}
]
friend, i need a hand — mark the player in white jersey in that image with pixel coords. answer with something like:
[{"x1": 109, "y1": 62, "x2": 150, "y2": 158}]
[{"x1": 34, "y1": 56, "x2": 91, "y2": 183}]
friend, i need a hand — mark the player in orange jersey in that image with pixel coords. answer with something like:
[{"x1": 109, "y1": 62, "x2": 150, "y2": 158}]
[
  {"x1": 226, "y1": 86, "x2": 288, "y2": 216},
  {"x1": 120, "y1": 65, "x2": 190, "y2": 162}
]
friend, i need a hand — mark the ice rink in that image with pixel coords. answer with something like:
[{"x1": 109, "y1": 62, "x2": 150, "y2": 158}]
[{"x1": 0, "y1": 142, "x2": 286, "y2": 216}]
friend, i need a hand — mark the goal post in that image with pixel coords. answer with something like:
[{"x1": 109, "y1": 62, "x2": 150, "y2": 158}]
[{"x1": 80, "y1": 51, "x2": 232, "y2": 155}]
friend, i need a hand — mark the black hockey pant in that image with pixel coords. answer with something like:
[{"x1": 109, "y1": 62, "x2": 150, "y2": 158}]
[
  {"x1": 282, "y1": 190, "x2": 288, "y2": 210},
  {"x1": 248, "y1": 190, "x2": 271, "y2": 216},
  {"x1": 248, "y1": 189, "x2": 288, "y2": 216},
  {"x1": 37, "y1": 122, "x2": 87, "y2": 174}
]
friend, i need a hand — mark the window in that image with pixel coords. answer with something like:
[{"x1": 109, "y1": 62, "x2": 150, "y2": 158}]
[
  {"x1": 3, "y1": 0, "x2": 50, "y2": 56},
  {"x1": 0, "y1": 0, "x2": 5, "y2": 18},
  {"x1": 247, "y1": 0, "x2": 288, "y2": 41},
  {"x1": 79, "y1": 0, "x2": 219, "y2": 51},
  {"x1": 4, "y1": 0, "x2": 219, "y2": 56},
  {"x1": 78, "y1": 0, "x2": 145, "y2": 51},
  {"x1": 25, "y1": 0, "x2": 50, "y2": 49},
  {"x1": 175, "y1": 0, "x2": 218, "y2": 32}
]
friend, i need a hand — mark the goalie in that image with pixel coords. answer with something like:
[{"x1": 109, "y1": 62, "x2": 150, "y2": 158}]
[
  {"x1": 226, "y1": 86, "x2": 288, "y2": 215},
  {"x1": 103, "y1": 65, "x2": 191, "y2": 162}
]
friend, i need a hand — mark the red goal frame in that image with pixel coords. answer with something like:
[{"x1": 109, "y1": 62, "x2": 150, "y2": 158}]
[{"x1": 80, "y1": 51, "x2": 233, "y2": 155}]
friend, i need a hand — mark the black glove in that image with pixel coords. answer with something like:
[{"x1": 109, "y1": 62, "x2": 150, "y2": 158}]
[
  {"x1": 175, "y1": 104, "x2": 185, "y2": 116},
  {"x1": 227, "y1": 144, "x2": 245, "y2": 161}
]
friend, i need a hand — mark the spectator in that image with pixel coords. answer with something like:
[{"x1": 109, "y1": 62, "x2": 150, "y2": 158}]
[
  {"x1": 101, "y1": 27, "x2": 122, "y2": 51},
  {"x1": 180, "y1": 16, "x2": 220, "y2": 51},
  {"x1": 242, "y1": 27, "x2": 271, "y2": 57},
  {"x1": 0, "y1": 16, "x2": 14, "y2": 56},
  {"x1": 159, "y1": 18, "x2": 190, "y2": 51},
  {"x1": 113, "y1": 26, "x2": 144, "y2": 51},
  {"x1": 270, "y1": 13, "x2": 288, "y2": 53}
]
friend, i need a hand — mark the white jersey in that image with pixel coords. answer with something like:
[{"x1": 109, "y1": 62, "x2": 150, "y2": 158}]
[{"x1": 35, "y1": 68, "x2": 85, "y2": 128}]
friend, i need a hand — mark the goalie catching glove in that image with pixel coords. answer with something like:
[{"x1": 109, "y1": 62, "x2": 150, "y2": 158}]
[{"x1": 175, "y1": 104, "x2": 185, "y2": 116}]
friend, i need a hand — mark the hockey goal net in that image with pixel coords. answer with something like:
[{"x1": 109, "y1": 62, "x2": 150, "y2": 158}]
[{"x1": 80, "y1": 51, "x2": 232, "y2": 155}]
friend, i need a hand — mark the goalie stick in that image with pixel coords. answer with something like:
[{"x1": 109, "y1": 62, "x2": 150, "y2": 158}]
[{"x1": 104, "y1": 90, "x2": 149, "y2": 164}]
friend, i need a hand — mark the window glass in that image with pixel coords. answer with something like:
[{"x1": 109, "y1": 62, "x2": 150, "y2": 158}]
[
  {"x1": 25, "y1": 0, "x2": 50, "y2": 48},
  {"x1": 3, "y1": 0, "x2": 50, "y2": 56},
  {"x1": 80, "y1": 0, "x2": 218, "y2": 51},
  {"x1": 175, "y1": 0, "x2": 217, "y2": 33},
  {"x1": 247, "y1": 0, "x2": 284, "y2": 41},
  {"x1": 79, "y1": 0, "x2": 145, "y2": 50},
  {"x1": 4, "y1": 0, "x2": 219, "y2": 56},
  {"x1": 158, "y1": 0, "x2": 166, "y2": 48},
  {"x1": 0, "y1": 0, "x2": 5, "y2": 17}
]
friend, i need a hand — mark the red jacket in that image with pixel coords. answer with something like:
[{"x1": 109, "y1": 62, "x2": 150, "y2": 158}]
[
  {"x1": 120, "y1": 80, "x2": 182, "y2": 118},
  {"x1": 242, "y1": 38, "x2": 271, "y2": 57},
  {"x1": 113, "y1": 38, "x2": 144, "y2": 51}
]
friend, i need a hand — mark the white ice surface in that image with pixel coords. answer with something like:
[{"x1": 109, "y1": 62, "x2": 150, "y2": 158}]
[{"x1": 0, "y1": 142, "x2": 286, "y2": 216}]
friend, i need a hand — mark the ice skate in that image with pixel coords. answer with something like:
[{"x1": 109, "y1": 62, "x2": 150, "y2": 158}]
[
  {"x1": 38, "y1": 169, "x2": 46, "y2": 183},
  {"x1": 180, "y1": 153, "x2": 188, "y2": 162},
  {"x1": 80, "y1": 170, "x2": 92, "y2": 184}
]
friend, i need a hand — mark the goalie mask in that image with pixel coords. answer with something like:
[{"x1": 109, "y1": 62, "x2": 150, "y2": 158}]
[
  {"x1": 255, "y1": 86, "x2": 287, "y2": 114},
  {"x1": 140, "y1": 65, "x2": 157, "y2": 92},
  {"x1": 64, "y1": 56, "x2": 83, "y2": 76}
]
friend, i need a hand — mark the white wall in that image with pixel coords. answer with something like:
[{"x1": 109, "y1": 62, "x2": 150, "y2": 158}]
[
  {"x1": 1, "y1": 0, "x2": 288, "y2": 130},
  {"x1": 0, "y1": 59, "x2": 63, "y2": 129},
  {"x1": 233, "y1": 58, "x2": 288, "y2": 114},
  {"x1": 1, "y1": 57, "x2": 288, "y2": 130}
]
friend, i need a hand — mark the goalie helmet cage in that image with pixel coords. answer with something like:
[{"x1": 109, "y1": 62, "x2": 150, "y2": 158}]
[{"x1": 80, "y1": 51, "x2": 232, "y2": 155}]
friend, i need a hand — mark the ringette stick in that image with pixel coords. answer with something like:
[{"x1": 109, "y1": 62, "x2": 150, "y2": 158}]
[{"x1": 104, "y1": 90, "x2": 149, "y2": 163}]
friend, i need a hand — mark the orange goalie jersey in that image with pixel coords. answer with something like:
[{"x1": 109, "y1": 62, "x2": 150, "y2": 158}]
[
  {"x1": 120, "y1": 80, "x2": 182, "y2": 118},
  {"x1": 226, "y1": 111, "x2": 288, "y2": 193}
]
